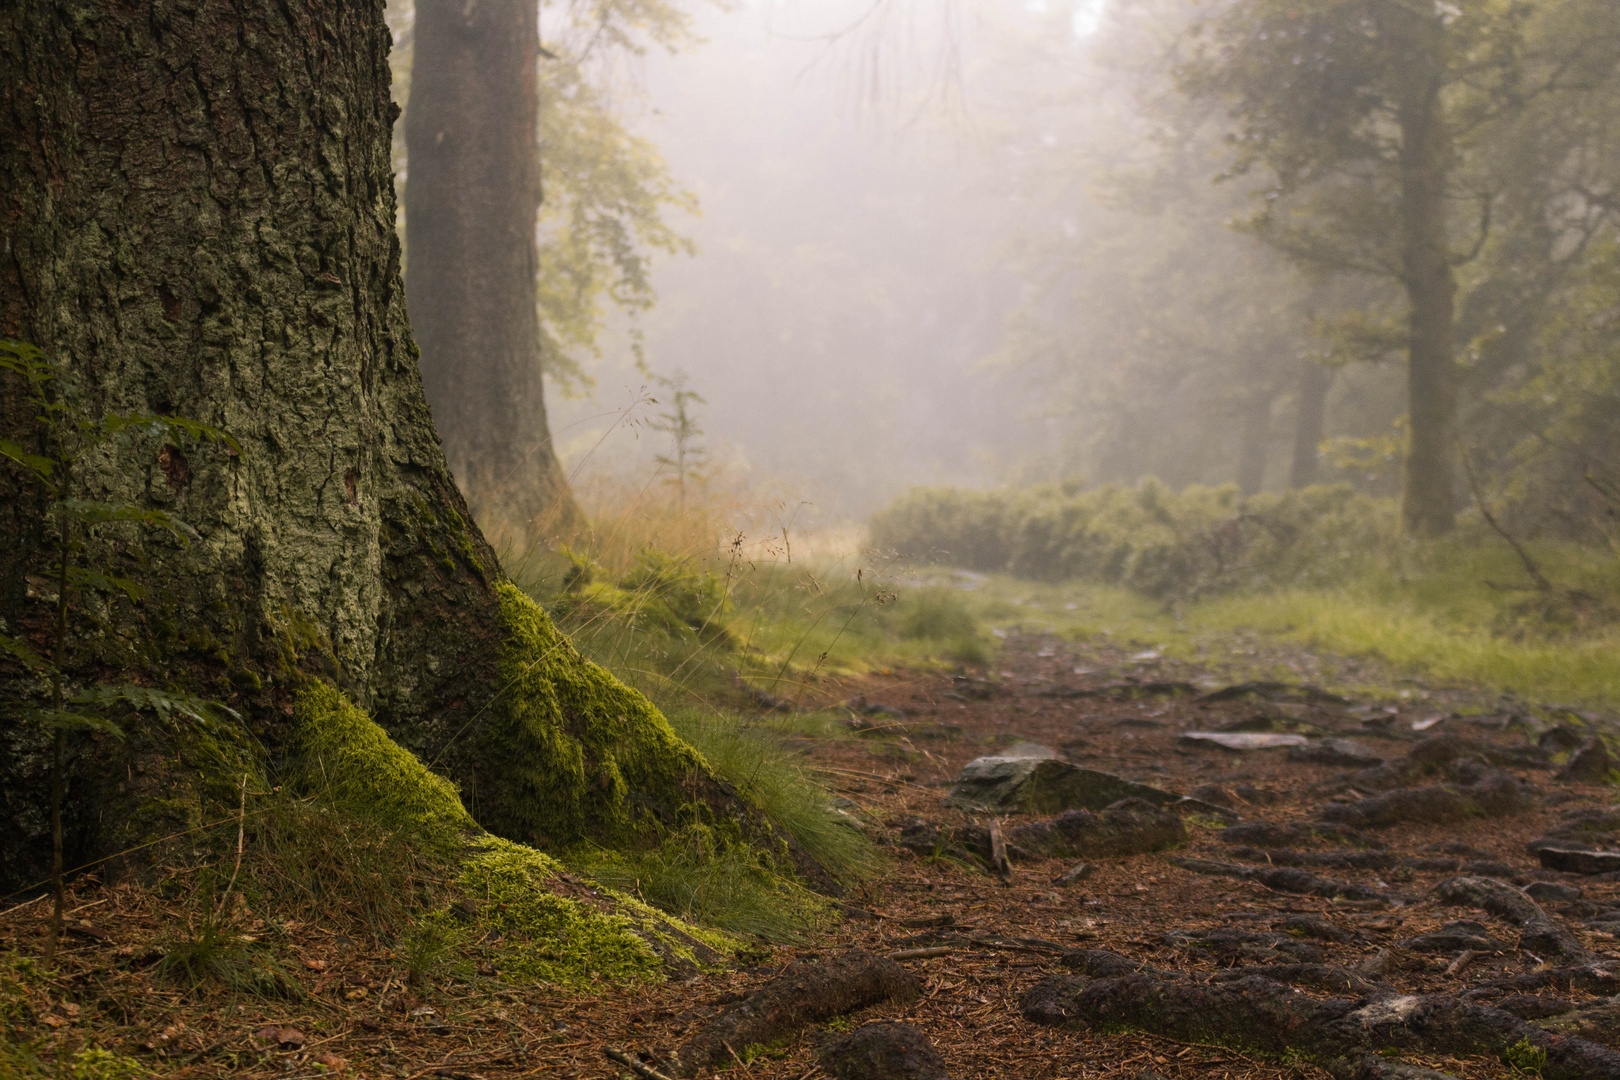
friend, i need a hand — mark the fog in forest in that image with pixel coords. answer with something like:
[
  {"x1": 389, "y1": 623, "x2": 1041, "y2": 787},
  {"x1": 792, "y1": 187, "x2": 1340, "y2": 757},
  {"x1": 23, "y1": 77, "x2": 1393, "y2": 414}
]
[
  {"x1": 535, "y1": 0, "x2": 1426, "y2": 525},
  {"x1": 547, "y1": 1, "x2": 1036, "y2": 520},
  {"x1": 14, "y1": 3, "x2": 1620, "y2": 1064},
  {"x1": 374, "y1": 0, "x2": 1620, "y2": 561}
]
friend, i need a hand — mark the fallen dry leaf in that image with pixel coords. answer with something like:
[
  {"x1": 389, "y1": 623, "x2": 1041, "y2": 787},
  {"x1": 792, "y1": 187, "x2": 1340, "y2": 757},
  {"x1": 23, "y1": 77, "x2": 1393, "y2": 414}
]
[
  {"x1": 309, "y1": 1050, "x2": 347, "y2": 1070},
  {"x1": 304, "y1": 958, "x2": 328, "y2": 971},
  {"x1": 252, "y1": 1025, "x2": 307, "y2": 1048}
]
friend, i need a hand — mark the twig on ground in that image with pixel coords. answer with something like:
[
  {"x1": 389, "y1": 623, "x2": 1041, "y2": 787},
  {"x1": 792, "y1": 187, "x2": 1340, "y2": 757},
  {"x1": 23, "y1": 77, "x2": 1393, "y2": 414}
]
[
  {"x1": 1445, "y1": 949, "x2": 1479, "y2": 978},
  {"x1": 987, "y1": 818, "x2": 1012, "y2": 881},
  {"x1": 604, "y1": 1047, "x2": 678, "y2": 1080},
  {"x1": 889, "y1": 947, "x2": 954, "y2": 960}
]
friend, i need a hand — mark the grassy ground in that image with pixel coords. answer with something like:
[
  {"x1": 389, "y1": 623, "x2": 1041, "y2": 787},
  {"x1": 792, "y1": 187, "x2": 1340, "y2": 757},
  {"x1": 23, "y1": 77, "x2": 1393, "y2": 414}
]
[{"x1": 939, "y1": 538, "x2": 1620, "y2": 709}]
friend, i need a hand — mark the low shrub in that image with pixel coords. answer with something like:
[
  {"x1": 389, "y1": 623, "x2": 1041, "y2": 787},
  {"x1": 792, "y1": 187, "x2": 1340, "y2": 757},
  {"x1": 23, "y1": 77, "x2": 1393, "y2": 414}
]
[{"x1": 871, "y1": 480, "x2": 1397, "y2": 601}]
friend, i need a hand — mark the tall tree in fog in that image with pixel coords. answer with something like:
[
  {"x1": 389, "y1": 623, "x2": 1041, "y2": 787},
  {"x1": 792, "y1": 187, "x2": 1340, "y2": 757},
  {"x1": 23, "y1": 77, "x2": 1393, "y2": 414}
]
[
  {"x1": 983, "y1": 0, "x2": 1357, "y2": 494},
  {"x1": 401, "y1": 0, "x2": 696, "y2": 539},
  {"x1": 406, "y1": 0, "x2": 578, "y2": 539},
  {"x1": 1177, "y1": 0, "x2": 1614, "y2": 535}
]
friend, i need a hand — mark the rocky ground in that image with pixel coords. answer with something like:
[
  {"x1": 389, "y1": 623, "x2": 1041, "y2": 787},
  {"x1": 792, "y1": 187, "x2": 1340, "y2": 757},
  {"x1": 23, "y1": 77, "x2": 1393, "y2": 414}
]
[{"x1": 6, "y1": 632, "x2": 1620, "y2": 1080}]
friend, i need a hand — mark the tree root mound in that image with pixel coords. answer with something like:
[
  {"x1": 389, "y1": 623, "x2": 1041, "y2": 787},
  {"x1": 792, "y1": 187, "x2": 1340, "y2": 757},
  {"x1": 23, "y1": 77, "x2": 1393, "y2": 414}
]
[
  {"x1": 1008, "y1": 797, "x2": 1186, "y2": 859},
  {"x1": 897, "y1": 797, "x2": 1185, "y2": 867},
  {"x1": 668, "y1": 950, "x2": 919, "y2": 1076},
  {"x1": 1316, "y1": 766, "x2": 1535, "y2": 830},
  {"x1": 818, "y1": 1022, "x2": 950, "y2": 1080},
  {"x1": 1434, "y1": 876, "x2": 1589, "y2": 961}
]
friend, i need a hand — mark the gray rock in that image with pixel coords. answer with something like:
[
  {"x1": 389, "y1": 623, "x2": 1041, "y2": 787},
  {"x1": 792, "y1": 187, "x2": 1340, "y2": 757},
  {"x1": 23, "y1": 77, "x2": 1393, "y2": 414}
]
[
  {"x1": 1054, "y1": 862, "x2": 1095, "y2": 886},
  {"x1": 1190, "y1": 783, "x2": 1235, "y2": 807},
  {"x1": 943, "y1": 756, "x2": 1180, "y2": 814},
  {"x1": 1524, "y1": 880, "x2": 1582, "y2": 902},
  {"x1": 1537, "y1": 846, "x2": 1620, "y2": 875},
  {"x1": 1179, "y1": 731, "x2": 1309, "y2": 751},
  {"x1": 1011, "y1": 799, "x2": 1186, "y2": 859},
  {"x1": 1000, "y1": 741, "x2": 1058, "y2": 760}
]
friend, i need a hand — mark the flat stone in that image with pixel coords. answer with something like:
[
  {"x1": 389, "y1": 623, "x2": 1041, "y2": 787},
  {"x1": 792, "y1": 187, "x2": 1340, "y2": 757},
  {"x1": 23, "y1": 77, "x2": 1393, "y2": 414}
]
[
  {"x1": 1524, "y1": 881, "x2": 1582, "y2": 902},
  {"x1": 943, "y1": 756, "x2": 1181, "y2": 814},
  {"x1": 1055, "y1": 862, "x2": 1095, "y2": 886},
  {"x1": 1537, "y1": 846, "x2": 1620, "y2": 875},
  {"x1": 1000, "y1": 741, "x2": 1058, "y2": 760},
  {"x1": 1179, "y1": 732, "x2": 1309, "y2": 751}
]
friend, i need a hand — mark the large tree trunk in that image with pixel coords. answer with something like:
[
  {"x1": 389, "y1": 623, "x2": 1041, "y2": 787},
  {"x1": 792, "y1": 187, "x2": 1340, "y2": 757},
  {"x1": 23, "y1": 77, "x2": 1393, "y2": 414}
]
[
  {"x1": 404, "y1": 0, "x2": 578, "y2": 543},
  {"x1": 1236, "y1": 392, "x2": 1271, "y2": 496},
  {"x1": 1289, "y1": 361, "x2": 1332, "y2": 489},
  {"x1": 1397, "y1": 44, "x2": 1459, "y2": 536},
  {"x1": 0, "y1": 0, "x2": 677, "y2": 889}
]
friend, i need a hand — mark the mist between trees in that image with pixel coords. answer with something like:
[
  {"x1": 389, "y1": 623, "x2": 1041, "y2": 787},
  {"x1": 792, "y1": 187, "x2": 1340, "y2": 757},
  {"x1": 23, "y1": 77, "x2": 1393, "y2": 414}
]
[{"x1": 384, "y1": 0, "x2": 1616, "y2": 553}]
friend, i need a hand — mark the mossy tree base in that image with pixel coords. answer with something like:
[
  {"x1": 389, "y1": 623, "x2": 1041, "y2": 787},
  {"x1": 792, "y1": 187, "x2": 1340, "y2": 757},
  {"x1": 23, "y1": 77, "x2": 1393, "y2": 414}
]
[{"x1": 289, "y1": 681, "x2": 734, "y2": 987}]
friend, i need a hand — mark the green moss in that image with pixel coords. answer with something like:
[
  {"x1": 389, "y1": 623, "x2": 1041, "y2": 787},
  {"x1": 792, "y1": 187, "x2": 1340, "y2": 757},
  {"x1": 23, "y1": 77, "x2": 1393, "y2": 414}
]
[
  {"x1": 1504, "y1": 1036, "x2": 1548, "y2": 1076},
  {"x1": 438, "y1": 836, "x2": 732, "y2": 987},
  {"x1": 291, "y1": 682, "x2": 475, "y2": 838},
  {"x1": 124, "y1": 795, "x2": 203, "y2": 846},
  {"x1": 476, "y1": 583, "x2": 712, "y2": 845},
  {"x1": 69, "y1": 1048, "x2": 147, "y2": 1080},
  {"x1": 286, "y1": 686, "x2": 731, "y2": 986}
]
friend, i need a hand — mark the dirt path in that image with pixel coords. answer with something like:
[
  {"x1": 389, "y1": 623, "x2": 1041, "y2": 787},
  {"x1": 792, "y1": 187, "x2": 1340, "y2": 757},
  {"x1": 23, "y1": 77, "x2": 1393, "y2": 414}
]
[{"x1": 7, "y1": 633, "x2": 1619, "y2": 1079}]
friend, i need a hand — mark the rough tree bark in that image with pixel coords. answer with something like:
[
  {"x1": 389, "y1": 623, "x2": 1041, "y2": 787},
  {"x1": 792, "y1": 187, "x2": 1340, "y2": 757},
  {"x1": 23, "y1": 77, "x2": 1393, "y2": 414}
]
[
  {"x1": 1396, "y1": 40, "x2": 1459, "y2": 536},
  {"x1": 404, "y1": 0, "x2": 578, "y2": 542},
  {"x1": 1289, "y1": 361, "x2": 1332, "y2": 489},
  {"x1": 0, "y1": 0, "x2": 646, "y2": 888}
]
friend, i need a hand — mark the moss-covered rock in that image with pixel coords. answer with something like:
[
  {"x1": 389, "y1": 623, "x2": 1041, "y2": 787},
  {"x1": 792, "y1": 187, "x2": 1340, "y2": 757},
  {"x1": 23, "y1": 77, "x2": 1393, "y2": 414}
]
[{"x1": 473, "y1": 583, "x2": 715, "y2": 845}]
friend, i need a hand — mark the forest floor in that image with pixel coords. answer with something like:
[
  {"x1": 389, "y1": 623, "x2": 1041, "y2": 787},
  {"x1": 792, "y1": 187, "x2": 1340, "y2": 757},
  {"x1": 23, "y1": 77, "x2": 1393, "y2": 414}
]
[{"x1": 5, "y1": 629, "x2": 1618, "y2": 1080}]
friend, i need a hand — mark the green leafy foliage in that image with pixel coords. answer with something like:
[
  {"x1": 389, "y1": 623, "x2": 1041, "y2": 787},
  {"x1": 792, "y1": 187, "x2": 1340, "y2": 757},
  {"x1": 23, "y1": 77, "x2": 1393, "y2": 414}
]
[{"x1": 1503, "y1": 1035, "x2": 1548, "y2": 1076}]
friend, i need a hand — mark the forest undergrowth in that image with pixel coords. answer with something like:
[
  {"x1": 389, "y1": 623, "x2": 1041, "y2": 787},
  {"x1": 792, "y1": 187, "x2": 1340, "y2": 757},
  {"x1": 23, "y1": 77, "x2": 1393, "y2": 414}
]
[
  {"x1": 873, "y1": 480, "x2": 1620, "y2": 711},
  {"x1": 9, "y1": 478, "x2": 1620, "y2": 1080}
]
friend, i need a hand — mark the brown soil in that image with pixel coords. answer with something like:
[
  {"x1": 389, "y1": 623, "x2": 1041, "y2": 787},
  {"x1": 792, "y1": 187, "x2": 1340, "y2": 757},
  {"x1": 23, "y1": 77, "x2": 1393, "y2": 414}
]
[{"x1": 4, "y1": 632, "x2": 1617, "y2": 1080}]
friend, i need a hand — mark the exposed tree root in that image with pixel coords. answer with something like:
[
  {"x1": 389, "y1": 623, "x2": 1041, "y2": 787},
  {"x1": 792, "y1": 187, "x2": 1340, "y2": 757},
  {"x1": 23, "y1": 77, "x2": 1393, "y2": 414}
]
[
  {"x1": 1434, "y1": 876, "x2": 1589, "y2": 961},
  {"x1": 1170, "y1": 856, "x2": 1393, "y2": 903},
  {"x1": 666, "y1": 950, "x2": 920, "y2": 1076},
  {"x1": 1021, "y1": 959, "x2": 1620, "y2": 1080}
]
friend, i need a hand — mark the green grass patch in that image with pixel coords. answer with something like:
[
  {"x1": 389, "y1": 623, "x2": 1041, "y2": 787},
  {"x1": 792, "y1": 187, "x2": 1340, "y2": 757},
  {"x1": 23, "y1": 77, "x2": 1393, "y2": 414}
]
[
  {"x1": 945, "y1": 540, "x2": 1620, "y2": 708},
  {"x1": 571, "y1": 826, "x2": 831, "y2": 943},
  {"x1": 662, "y1": 706, "x2": 879, "y2": 886}
]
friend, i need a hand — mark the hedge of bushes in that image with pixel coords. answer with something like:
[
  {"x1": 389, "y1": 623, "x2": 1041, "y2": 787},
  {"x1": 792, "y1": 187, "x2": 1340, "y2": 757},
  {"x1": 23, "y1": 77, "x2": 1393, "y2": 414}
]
[{"x1": 868, "y1": 479, "x2": 1398, "y2": 600}]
